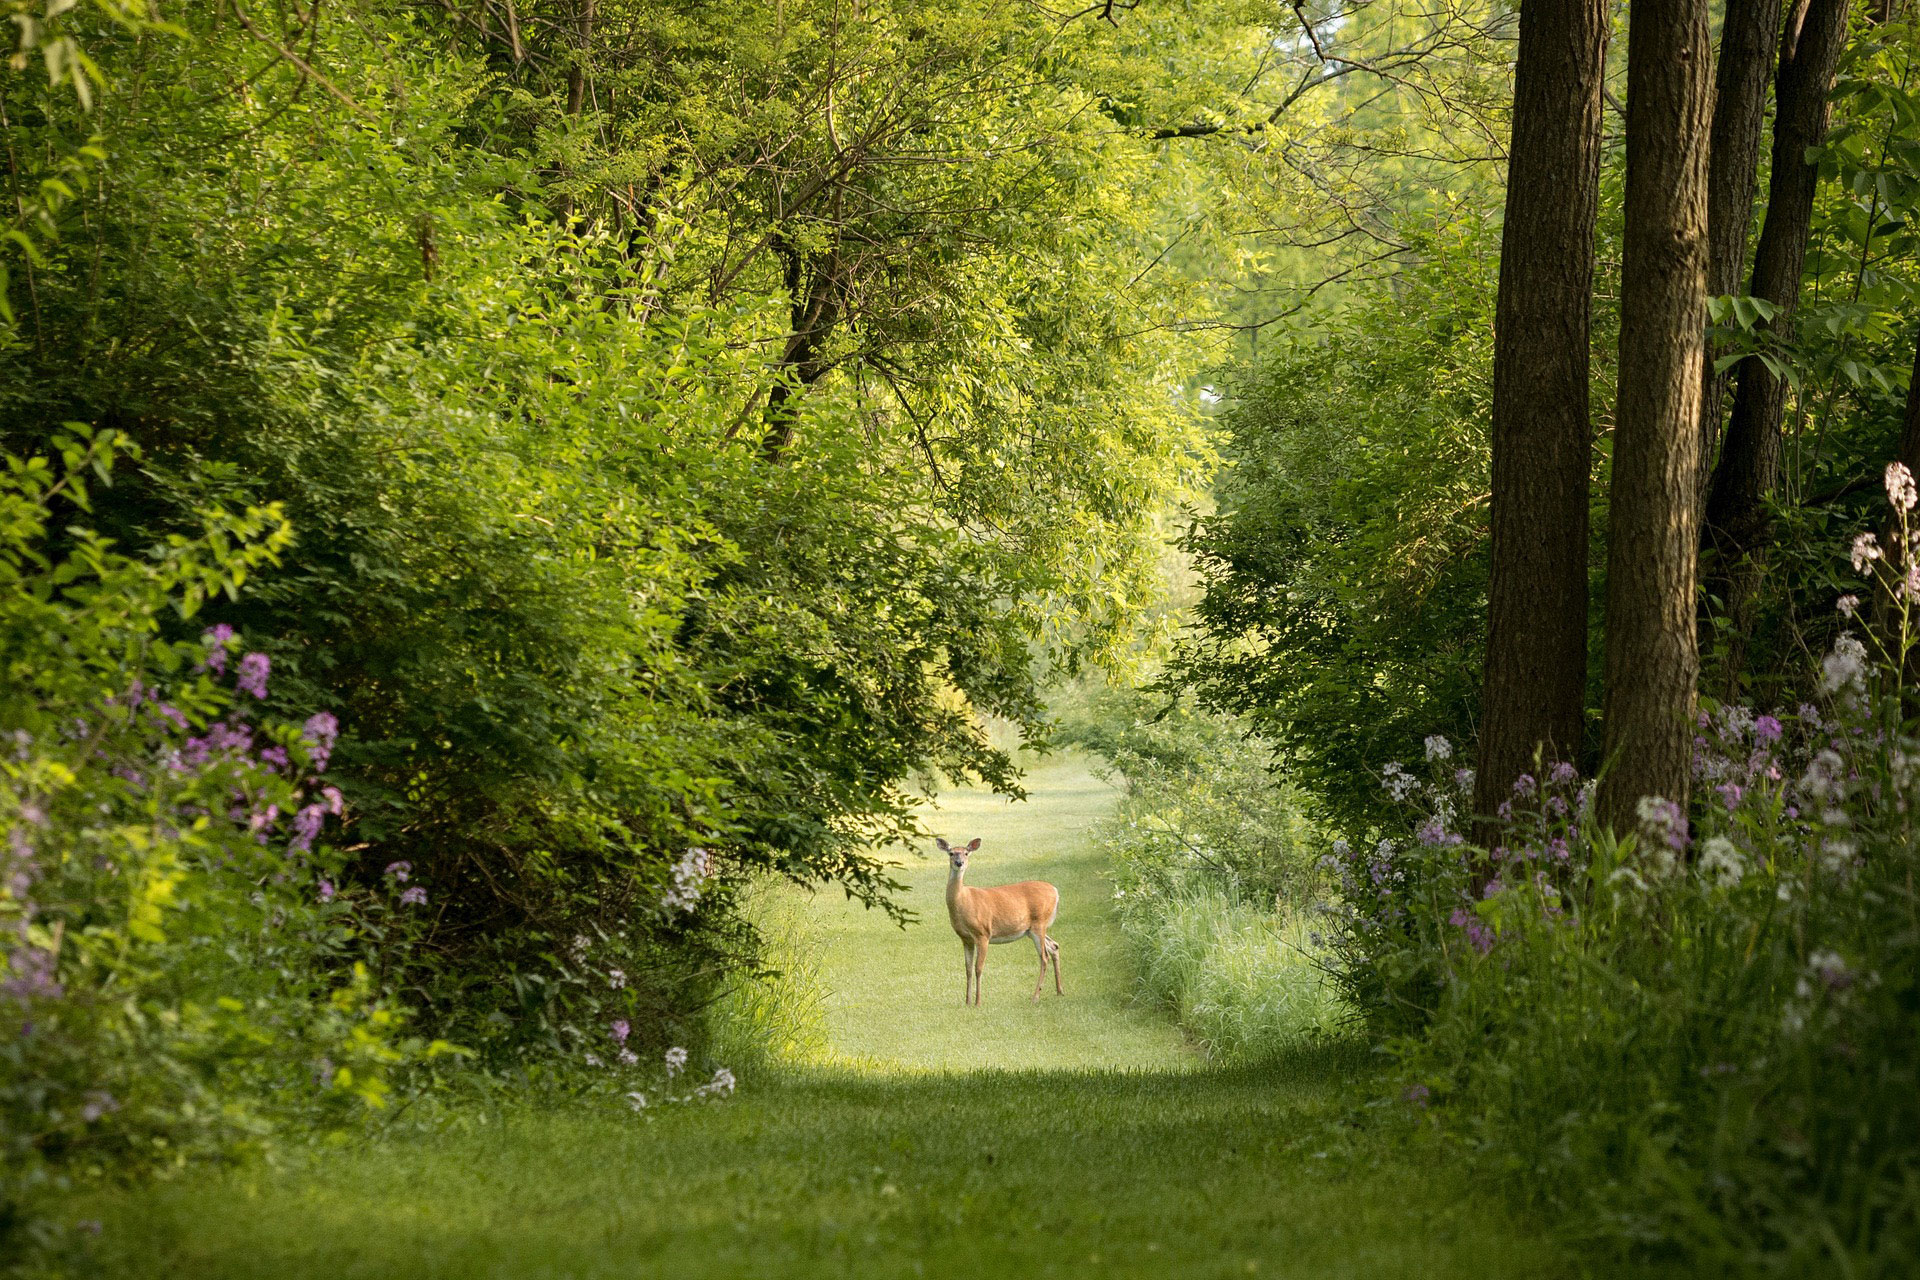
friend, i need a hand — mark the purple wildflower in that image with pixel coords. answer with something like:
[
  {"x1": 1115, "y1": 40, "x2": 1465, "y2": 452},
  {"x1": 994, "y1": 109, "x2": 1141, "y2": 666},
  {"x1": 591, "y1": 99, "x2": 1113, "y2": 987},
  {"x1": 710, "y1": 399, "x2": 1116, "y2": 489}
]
[
  {"x1": 1548, "y1": 761, "x2": 1578, "y2": 786},
  {"x1": 385, "y1": 861, "x2": 411, "y2": 882},
  {"x1": 201, "y1": 624, "x2": 235, "y2": 674},
  {"x1": 1754, "y1": 715, "x2": 1783, "y2": 744},
  {"x1": 290, "y1": 804, "x2": 326, "y2": 853},
  {"x1": 317, "y1": 880, "x2": 335, "y2": 903},
  {"x1": 1447, "y1": 907, "x2": 1494, "y2": 955},
  {"x1": 303, "y1": 712, "x2": 339, "y2": 771},
  {"x1": 1, "y1": 946, "x2": 62, "y2": 1003},
  {"x1": 611, "y1": 1019, "x2": 631, "y2": 1044},
  {"x1": 399, "y1": 886, "x2": 427, "y2": 906},
  {"x1": 236, "y1": 652, "x2": 271, "y2": 700}
]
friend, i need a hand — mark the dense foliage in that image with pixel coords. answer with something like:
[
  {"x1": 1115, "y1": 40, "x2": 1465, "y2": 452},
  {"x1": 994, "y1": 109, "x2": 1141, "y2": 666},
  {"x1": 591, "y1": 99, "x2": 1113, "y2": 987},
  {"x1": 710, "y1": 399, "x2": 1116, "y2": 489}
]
[
  {"x1": 1162, "y1": 12, "x2": 1920, "y2": 1273},
  {"x1": 0, "y1": 432, "x2": 458, "y2": 1241},
  {"x1": 0, "y1": 0, "x2": 1234, "y2": 1241},
  {"x1": 1173, "y1": 205, "x2": 1514, "y2": 835},
  {"x1": 1329, "y1": 489, "x2": 1920, "y2": 1270}
]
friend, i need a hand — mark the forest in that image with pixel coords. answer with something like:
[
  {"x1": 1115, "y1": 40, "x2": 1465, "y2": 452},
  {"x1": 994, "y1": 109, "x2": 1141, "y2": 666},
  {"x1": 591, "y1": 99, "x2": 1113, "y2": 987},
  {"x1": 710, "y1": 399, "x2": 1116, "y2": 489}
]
[{"x1": 3, "y1": 0, "x2": 1919, "y2": 1275}]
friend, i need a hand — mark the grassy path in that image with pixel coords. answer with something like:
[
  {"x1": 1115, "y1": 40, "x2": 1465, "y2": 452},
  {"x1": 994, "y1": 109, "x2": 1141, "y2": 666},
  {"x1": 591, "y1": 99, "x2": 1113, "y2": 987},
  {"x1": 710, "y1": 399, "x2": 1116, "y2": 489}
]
[
  {"x1": 70, "y1": 759, "x2": 1575, "y2": 1279},
  {"x1": 810, "y1": 760, "x2": 1191, "y2": 1070}
]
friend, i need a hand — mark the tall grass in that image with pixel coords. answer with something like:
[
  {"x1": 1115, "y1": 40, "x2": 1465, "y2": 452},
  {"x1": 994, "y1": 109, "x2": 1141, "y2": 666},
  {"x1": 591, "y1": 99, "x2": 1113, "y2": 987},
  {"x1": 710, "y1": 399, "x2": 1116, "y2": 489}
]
[
  {"x1": 709, "y1": 881, "x2": 832, "y2": 1070},
  {"x1": 1119, "y1": 887, "x2": 1344, "y2": 1059},
  {"x1": 1064, "y1": 687, "x2": 1346, "y2": 1061}
]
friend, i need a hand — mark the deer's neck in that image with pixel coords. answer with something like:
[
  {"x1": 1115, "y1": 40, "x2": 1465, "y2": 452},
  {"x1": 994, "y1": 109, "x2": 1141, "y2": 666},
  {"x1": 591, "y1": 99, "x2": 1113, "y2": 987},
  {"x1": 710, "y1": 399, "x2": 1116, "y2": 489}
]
[{"x1": 945, "y1": 865, "x2": 970, "y2": 916}]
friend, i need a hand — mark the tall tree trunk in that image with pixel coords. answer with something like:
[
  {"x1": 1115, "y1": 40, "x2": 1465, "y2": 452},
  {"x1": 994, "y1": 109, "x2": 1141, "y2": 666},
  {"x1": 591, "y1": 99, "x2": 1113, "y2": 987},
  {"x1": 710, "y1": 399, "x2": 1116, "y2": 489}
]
[
  {"x1": 1700, "y1": 0, "x2": 1851, "y2": 690},
  {"x1": 1696, "y1": 0, "x2": 1786, "y2": 505},
  {"x1": 1598, "y1": 0, "x2": 1715, "y2": 833},
  {"x1": 1472, "y1": 0, "x2": 1608, "y2": 840}
]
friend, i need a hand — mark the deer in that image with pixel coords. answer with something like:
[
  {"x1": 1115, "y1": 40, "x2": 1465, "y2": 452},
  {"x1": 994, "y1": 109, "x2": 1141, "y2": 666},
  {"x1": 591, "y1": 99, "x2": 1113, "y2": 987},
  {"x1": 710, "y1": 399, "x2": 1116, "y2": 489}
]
[{"x1": 938, "y1": 837, "x2": 1062, "y2": 1006}]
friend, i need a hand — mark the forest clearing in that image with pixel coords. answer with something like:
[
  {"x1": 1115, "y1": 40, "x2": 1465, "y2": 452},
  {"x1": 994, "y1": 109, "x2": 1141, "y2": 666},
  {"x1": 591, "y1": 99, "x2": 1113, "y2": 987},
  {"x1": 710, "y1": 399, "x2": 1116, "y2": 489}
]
[{"x1": 6, "y1": 0, "x2": 1920, "y2": 1275}]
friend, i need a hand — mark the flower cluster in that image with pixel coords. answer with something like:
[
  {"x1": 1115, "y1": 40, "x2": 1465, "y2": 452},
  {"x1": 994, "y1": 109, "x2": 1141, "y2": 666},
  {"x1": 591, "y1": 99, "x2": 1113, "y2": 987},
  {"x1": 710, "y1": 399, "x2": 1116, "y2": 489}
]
[
  {"x1": 600, "y1": 1044, "x2": 735, "y2": 1112},
  {"x1": 661, "y1": 847, "x2": 714, "y2": 913}
]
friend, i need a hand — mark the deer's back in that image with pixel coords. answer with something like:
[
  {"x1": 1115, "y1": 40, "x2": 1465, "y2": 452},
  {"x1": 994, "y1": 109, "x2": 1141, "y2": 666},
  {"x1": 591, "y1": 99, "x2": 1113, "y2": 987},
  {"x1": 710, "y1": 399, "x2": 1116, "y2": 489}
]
[{"x1": 950, "y1": 879, "x2": 1058, "y2": 938}]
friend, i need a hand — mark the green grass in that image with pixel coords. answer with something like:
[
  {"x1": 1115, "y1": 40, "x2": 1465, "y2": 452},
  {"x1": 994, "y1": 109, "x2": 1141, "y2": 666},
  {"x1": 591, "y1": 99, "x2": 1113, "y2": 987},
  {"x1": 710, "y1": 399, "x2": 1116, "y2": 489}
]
[
  {"x1": 70, "y1": 1054, "x2": 1565, "y2": 1280},
  {"x1": 55, "y1": 756, "x2": 1577, "y2": 1279}
]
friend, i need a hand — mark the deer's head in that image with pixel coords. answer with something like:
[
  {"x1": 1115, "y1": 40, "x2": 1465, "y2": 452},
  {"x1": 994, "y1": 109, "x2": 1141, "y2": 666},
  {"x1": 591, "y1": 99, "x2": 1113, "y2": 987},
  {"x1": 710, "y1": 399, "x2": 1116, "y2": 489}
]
[{"x1": 935, "y1": 837, "x2": 982, "y2": 871}]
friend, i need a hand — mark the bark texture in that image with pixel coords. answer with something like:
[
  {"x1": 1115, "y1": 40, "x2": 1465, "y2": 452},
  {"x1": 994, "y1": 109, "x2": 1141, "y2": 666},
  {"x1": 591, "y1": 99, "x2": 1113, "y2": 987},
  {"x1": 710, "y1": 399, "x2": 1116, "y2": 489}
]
[
  {"x1": 1598, "y1": 0, "x2": 1716, "y2": 833},
  {"x1": 1472, "y1": 0, "x2": 1608, "y2": 837},
  {"x1": 1700, "y1": 0, "x2": 1851, "y2": 686},
  {"x1": 1697, "y1": 0, "x2": 1786, "y2": 505}
]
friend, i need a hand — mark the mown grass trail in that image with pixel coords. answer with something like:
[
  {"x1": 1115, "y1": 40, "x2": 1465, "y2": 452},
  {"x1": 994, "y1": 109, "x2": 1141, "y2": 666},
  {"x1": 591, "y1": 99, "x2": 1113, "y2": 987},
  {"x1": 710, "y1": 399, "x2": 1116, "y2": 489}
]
[
  {"x1": 71, "y1": 759, "x2": 1574, "y2": 1279},
  {"x1": 811, "y1": 760, "x2": 1192, "y2": 1071}
]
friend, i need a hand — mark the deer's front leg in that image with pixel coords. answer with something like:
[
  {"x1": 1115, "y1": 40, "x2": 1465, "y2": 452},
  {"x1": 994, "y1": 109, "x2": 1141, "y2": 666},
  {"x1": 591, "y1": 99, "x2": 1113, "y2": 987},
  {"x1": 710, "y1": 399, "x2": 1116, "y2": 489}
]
[
  {"x1": 971, "y1": 934, "x2": 988, "y2": 1005},
  {"x1": 960, "y1": 938, "x2": 975, "y2": 1005}
]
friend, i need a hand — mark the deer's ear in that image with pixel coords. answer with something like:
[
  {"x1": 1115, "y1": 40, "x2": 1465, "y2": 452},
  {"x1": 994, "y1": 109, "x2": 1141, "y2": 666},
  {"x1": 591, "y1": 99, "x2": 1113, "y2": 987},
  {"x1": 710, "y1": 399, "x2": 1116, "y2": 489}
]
[
  {"x1": 965, "y1": 838, "x2": 982, "y2": 851},
  {"x1": 935, "y1": 838, "x2": 951, "y2": 852}
]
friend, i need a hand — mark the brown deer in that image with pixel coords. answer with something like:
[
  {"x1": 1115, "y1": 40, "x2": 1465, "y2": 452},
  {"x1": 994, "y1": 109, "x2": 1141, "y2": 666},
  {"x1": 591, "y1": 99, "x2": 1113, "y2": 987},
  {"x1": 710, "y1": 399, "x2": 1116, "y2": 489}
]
[{"x1": 938, "y1": 837, "x2": 1062, "y2": 1005}]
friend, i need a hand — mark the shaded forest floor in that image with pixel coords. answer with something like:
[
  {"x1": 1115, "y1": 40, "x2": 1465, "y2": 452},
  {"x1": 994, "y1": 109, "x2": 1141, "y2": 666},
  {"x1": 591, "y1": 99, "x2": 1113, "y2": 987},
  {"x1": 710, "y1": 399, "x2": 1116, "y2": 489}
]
[{"x1": 64, "y1": 761, "x2": 1576, "y2": 1279}]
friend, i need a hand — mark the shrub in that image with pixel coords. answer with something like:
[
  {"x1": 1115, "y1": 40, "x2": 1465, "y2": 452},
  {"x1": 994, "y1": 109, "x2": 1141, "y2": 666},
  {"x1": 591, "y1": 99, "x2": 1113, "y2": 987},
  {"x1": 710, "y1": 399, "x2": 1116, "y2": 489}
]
[
  {"x1": 0, "y1": 433, "x2": 446, "y2": 1249},
  {"x1": 1329, "y1": 471, "x2": 1920, "y2": 1272}
]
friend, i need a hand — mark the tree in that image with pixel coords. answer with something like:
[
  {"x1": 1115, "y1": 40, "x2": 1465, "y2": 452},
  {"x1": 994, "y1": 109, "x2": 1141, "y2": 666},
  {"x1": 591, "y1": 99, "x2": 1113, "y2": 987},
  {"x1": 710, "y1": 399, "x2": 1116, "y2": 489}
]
[
  {"x1": 1700, "y1": 0, "x2": 1853, "y2": 688},
  {"x1": 1598, "y1": 0, "x2": 1716, "y2": 831},
  {"x1": 1697, "y1": 0, "x2": 1786, "y2": 505},
  {"x1": 1471, "y1": 0, "x2": 1608, "y2": 836}
]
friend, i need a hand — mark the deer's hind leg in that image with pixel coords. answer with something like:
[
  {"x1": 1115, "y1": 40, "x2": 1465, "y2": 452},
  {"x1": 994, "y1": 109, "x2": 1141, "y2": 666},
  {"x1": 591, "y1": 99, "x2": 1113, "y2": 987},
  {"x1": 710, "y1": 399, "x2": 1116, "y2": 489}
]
[
  {"x1": 971, "y1": 934, "x2": 988, "y2": 1005},
  {"x1": 1048, "y1": 936, "x2": 1063, "y2": 995},
  {"x1": 1029, "y1": 931, "x2": 1049, "y2": 1002}
]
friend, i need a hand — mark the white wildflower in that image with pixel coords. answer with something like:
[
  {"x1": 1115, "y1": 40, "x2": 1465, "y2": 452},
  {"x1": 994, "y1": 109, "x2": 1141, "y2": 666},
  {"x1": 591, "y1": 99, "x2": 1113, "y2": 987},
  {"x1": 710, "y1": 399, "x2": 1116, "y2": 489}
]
[
  {"x1": 694, "y1": 1067, "x2": 735, "y2": 1099},
  {"x1": 1424, "y1": 735, "x2": 1453, "y2": 762},
  {"x1": 1852, "y1": 532, "x2": 1883, "y2": 572},
  {"x1": 1887, "y1": 462, "x2": 1917, "y2": 512},
  {"x1": 1837, "y1": 594, "x2": 1861, "y2": 619},
  {"x1": 662, "y1": 847, "x2": 713, "y2": 913},
  {"x1": 1819, "y1": 838, "x2": 1859, "y2": 876},
  {"x1": 1381, "y1": 762, "x2": 1417, "y2": 802},
  {"x1": 1808, "y1": 949, "x2": 1854, "y2": 992},
  {"x1": 665, "y1": 1045, "x2": 688, "y2": 1078},
  {"x1": 626, "y1": 1091, "x2": 648, "y2": 1111},
  {"x1": 1800, "y1": 749, "x2": 1846, "y2": 801},
  {"x1": 1697, "y1": 836, "x2": 1746, "y2": 889},
  {"x1": 607, "y1": 967, "x2": 626, "y2": 990},
  {"x1": 1819, "y1": 635, "x2": 1868, "y2": 694}
]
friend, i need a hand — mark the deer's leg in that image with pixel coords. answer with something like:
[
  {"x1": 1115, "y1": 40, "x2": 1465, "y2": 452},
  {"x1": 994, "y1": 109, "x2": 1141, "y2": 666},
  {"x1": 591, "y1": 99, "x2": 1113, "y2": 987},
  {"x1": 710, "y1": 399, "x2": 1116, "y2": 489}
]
[
  {"x1": 1049, "y1": 937, "x2": 1063, "y2": 995},
  {"x1": 961, "y1": 939, "x2": 975, "y2": 1005},
  {"x1": 972, "y1": 934, "x2": 988, "y2": 1005},
  {"x1": 1029, "y1": 931, "x2": 1047, "y2": 1002}
]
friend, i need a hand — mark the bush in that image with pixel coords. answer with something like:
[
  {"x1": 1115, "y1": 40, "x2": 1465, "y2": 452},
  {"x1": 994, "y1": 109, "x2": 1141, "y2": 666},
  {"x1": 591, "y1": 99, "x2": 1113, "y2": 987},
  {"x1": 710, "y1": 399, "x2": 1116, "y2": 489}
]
[
  {"x1": 0, "y1": 433, "x2": 447, "y2": 1248},
  {"x1": 1326, "y1": 475, "x2": 1920, "y2": 1272}
]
